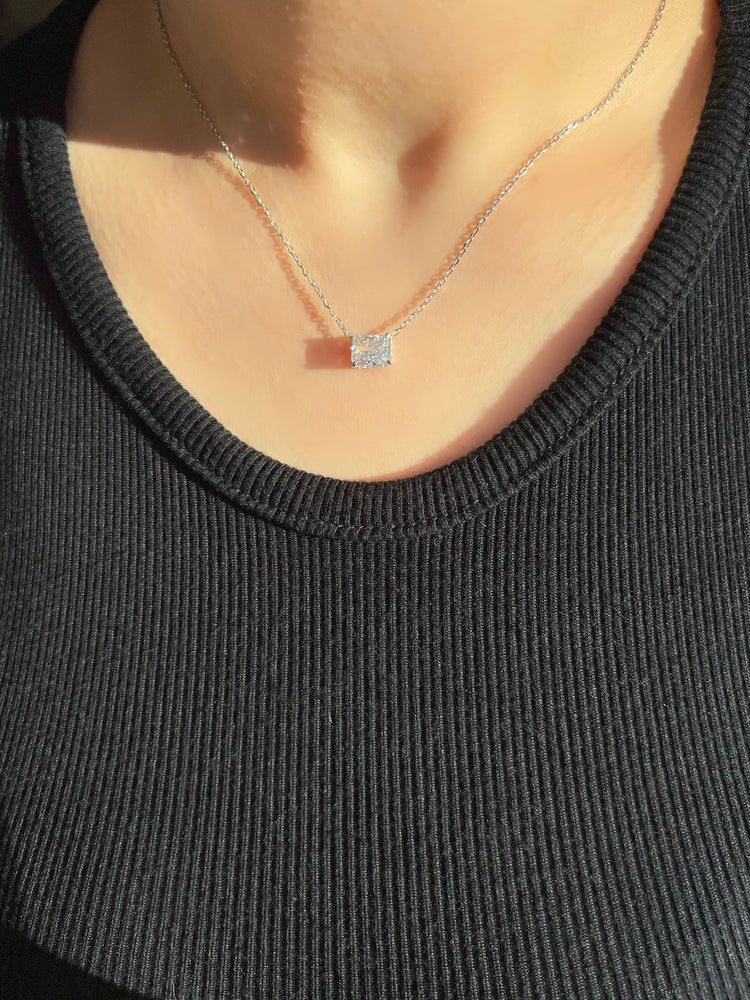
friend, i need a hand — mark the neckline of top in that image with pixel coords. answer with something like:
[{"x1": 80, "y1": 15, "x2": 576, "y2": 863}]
[{"x1": 14, "y1": 0, "x2": 750, "y2": 540}]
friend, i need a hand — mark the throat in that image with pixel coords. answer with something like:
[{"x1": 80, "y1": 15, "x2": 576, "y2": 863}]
[{"x1": 151, "y1": 0, "x2": 678, "y2": 170}]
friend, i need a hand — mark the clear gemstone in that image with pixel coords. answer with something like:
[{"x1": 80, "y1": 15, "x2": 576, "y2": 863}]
[{"x1": 351, "y1": 333, "x2": 393, "y2": 368}]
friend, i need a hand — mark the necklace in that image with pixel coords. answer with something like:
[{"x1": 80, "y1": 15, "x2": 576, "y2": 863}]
[{"x1": 153, "y1": 0, "x2": 667, "y2": 369}]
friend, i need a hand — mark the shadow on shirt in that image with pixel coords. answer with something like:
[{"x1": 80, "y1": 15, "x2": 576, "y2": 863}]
[{"x1": 0, "y1": 923, "x2": 148, "y2": 1000}]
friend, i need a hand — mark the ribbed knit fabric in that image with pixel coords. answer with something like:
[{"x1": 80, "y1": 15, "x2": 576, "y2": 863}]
[{"x1": 2, "y1": 0, "x2": 750, "y2": 998}]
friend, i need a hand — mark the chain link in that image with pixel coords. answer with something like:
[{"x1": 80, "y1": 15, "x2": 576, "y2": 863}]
[{"x1": 153, "y1": 0, "x2": 666, "y2": 342}]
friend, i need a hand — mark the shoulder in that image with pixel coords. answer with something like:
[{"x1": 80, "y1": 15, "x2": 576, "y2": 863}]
[
  {"x1": 0, "y1": 15, "x2": 52, "y2": 113},
  {"x1": 0, "y1": 0, "x2": 94, "y2": 127},
  {"x1": 0, "y1": 10, "x2": 64, "y2": 315},
  {"x1": 0, "y1": 17, "x2": 48, "y2": 187},
  {"x1": 0, "y1": 2, "x2": 81, "y2": 230}
]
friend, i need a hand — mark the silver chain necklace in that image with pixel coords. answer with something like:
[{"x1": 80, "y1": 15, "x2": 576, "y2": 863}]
[{"x1": 153, "y1": 0, "x2": 667, "y2": 369}]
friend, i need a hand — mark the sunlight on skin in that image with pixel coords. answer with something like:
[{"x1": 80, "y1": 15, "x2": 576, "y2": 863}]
[{"x1": 64, "y1": 0, "x2": 719, "y2": 480}]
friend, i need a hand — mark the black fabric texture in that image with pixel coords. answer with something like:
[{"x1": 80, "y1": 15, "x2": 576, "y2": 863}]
[{"x1": 2, "y1": 0, "x2": 750, "y2": 996}]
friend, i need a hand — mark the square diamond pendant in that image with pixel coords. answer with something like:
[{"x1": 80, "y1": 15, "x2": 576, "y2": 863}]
[{"x1": 351, "y1": 332, "x2": 393, "y2": 368}]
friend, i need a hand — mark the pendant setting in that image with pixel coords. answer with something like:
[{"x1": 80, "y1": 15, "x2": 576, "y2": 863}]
[{"x1": 351, "y1": 332, "x2": 393, "y2": 369}]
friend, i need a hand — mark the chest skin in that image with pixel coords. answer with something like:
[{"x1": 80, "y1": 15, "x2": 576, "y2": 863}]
[{"x1": 63, "y1": 0, "x2": 720, "y2": 483}]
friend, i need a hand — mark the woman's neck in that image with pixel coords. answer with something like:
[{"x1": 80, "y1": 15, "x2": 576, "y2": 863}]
[{"x1": 153, "y1": 0, "x2": 697, "y2": 177}]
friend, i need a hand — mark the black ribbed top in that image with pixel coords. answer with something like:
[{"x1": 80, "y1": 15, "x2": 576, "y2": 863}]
[{"x1": 1, "y1": 0, "x2": 750, "y2": 996}]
